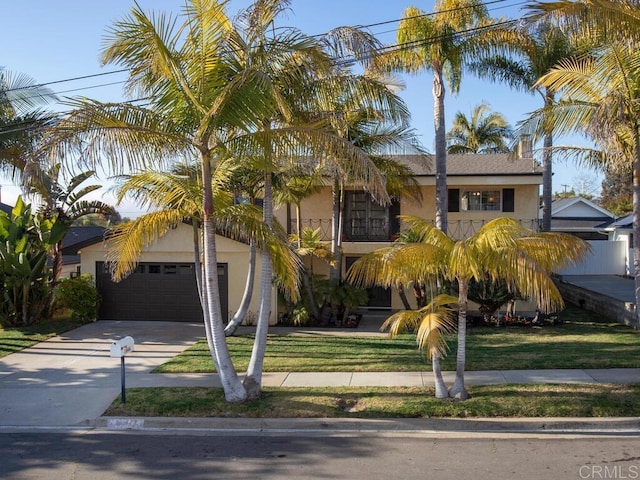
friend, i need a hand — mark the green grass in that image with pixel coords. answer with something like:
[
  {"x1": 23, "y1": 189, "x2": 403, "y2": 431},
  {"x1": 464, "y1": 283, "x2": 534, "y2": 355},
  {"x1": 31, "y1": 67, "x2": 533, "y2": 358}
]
[
  {"x1": 155, "y1": 305, "x2": 640, "y2": 373},
  {"x1": 105, "y1": 383, "x2": 640, "y2": 418},
  {"x1": 0, "y1": 317, "x2": 91, "y2": 358}
]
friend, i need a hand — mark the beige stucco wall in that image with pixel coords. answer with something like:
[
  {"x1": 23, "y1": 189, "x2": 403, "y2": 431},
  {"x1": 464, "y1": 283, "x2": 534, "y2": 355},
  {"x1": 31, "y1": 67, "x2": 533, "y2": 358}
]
[
  {"x1": 275, "y1": 177, "x2": 542, "y2": 313},
  {"x1": 279, "y1": 180, "x2": 541, "y2": 237},
  {"x1": 80, "y1": 223, "x2": 277, "y2": 324}
]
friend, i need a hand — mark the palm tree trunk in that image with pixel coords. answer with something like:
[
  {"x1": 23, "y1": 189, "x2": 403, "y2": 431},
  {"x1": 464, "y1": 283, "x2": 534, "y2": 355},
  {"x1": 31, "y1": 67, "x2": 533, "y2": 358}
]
[
  {"x1": 192, "y1": 221, "x2": 214, "y2": 354},
  {"x1": 433, "y1": 68, "x2": 448, "y2": 233},
  {"x1": 541, "y1": 90, "x2": 554, "y2": 232},
  {"x1": 329, "y1": 180, "x2": 341, "y2": 285},
  {"x1": 398, "y1": 284, "x2": 412, "y2": 310},
  {"x1": 245, "y1": 132, "x2": 275, "y2": 398},
  {"x1": 632, "y1": 132, "x2": 640, "y2": 327},
  {"x1": 201, "y1": 152, "x2": 246, "y2": 402},
  {"x1": 432, "y1": 353, "x2": 449, "y2": 398},
  {"x1": 450, "y1": 277, "x2": 469, "y2": 399},
  {"x1": 225, "y1": 240, "x2": 256, "y2": 336}
]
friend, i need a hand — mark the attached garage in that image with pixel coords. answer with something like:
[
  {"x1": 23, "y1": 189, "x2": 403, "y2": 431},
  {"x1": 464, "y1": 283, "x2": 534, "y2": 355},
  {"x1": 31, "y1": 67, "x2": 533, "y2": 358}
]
[{"x1": 96, "y1": 261, "x2": 228, "y2": 322}]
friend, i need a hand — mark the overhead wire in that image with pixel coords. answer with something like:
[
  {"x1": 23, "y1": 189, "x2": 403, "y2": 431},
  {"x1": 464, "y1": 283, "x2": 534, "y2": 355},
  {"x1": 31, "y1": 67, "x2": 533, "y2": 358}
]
[
  {"x1": 1, "y1": 0, "x2": 525, "y2": 136},
  {"x1": 3, "y1": 0, "x2": 525, "y2": 93}
]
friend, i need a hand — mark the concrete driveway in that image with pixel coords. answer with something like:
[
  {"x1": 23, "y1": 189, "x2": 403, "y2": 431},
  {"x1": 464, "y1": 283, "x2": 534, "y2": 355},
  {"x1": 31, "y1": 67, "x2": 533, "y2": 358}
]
[{"x1": 0, "y1": 321, "x2": 205, "y2": 426}]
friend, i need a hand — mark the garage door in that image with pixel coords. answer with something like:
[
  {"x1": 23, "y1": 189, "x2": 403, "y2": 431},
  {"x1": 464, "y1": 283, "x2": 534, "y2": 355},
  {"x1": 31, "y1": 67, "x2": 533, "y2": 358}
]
[{"x1": 96, "y1": 262, "x2": 228, "y2": 322}]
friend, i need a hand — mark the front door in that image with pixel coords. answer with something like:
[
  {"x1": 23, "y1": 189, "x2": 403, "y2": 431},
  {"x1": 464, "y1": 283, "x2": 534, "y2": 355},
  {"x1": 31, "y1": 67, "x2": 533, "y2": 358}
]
[{"x1": 345, "y1": 257, "x2": 391, "y2": 309}]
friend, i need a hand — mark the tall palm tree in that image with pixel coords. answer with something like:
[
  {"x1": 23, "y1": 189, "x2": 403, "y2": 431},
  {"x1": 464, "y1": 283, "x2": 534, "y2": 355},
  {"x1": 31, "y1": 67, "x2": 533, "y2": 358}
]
[
  {"x1": 46, "y1": 0, "x2": 281, "y2": 402},
  {"x1": 310, "y1": 78, "x2": 423, "y2": 286},
  {"x1": 518, "y1": 39, "x2": 640, "y2": 326},
  {"x1": 46, "y1": 0, "x2": 388, "y2": 401},
  {"x1": 220, "y1": 1, "x2": 392, "y2": 397},
  {"x1": 447, "y1": 102, "x2": 513, "y2": 154},
  {"x1": 348, "y1": 215, "x2": 589, "y2": 399},
  {"x1": 380, "y1": 1, "x2": 493, "y2": 232},
  {"x1": 471, "y1": 21, "x2": 576, "y2": 231}
]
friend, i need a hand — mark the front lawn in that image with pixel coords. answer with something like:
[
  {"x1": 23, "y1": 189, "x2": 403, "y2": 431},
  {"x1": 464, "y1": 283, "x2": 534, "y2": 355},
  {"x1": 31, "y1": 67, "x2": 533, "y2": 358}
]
[
  {"x1": 155, "y1": 305, "x2": 640, "y2": 373},
  {"x1": 105, "y1": 383, "x2": 640, "y2": 418}
]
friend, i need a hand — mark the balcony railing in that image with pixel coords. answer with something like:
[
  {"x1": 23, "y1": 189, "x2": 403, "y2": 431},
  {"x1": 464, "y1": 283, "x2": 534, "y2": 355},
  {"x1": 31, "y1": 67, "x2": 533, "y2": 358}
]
[{"x1": 289, "y1": 218, "x2": 540, "y2": 242}]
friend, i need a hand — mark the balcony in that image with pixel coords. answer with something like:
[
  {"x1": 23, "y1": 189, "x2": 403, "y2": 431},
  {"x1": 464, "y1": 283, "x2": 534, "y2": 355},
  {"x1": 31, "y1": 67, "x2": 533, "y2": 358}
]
[{"x1": 289, "y1": 218, "x2": 540, "y2": 243}]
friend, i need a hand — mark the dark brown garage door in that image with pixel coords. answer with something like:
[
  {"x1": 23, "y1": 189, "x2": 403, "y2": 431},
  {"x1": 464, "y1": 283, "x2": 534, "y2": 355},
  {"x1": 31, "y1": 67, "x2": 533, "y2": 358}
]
[{"x1": 96, "y1": 262, "x2": 228, "y2": 322}]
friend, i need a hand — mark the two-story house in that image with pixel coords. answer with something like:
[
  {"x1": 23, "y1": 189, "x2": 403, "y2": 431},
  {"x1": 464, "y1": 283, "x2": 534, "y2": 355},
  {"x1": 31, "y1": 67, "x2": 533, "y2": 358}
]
[{"x1": 80, "y1": 151, "x2": 542, "y2": 323}]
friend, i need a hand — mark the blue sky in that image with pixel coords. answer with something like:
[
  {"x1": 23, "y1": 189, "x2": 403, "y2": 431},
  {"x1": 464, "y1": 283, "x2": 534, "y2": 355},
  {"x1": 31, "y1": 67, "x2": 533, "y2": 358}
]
[{"x1": 1, "y1": 0, "x2": 601, "y2": 216}]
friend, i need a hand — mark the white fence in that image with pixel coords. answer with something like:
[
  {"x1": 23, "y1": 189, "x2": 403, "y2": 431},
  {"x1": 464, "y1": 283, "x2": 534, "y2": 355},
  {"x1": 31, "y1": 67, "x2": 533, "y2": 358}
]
[{"x1": 556, "y1": 240, "x2": 627, "y2": 276}]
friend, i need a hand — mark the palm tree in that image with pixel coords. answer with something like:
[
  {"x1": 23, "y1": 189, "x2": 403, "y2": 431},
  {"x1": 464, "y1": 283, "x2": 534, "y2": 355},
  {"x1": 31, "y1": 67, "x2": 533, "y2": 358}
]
[
  {"x1": 46, "y1": 0, "x2": 282, "y2": 402},
  {"x1": 380, "y1": 0, "x2": 494, "y2": 232},
  {"x1": 381, "y1": 294, "x2": 458, "y2": 398},
  {"x1": 0, "y1": 69, "x2": 58, "y2": 185},
  {"x1": 471, "y1": 21, "x2": 576, "y2": 231},
  {"x1": 518, "y1": 39, "x2": 640, "y2": 327},
  {"x1": 289, "y1": 226, "x2": 336, "y2": 321},
  {"x1": 311, "y1": 80, "x2": 423, "y2": 286},
  {"x1": 348, "y1": 215, "x2": 589, "y2": 399},
  {"x1": 46, "y1": 0, "x2": 389, "y2": 401},
  {"x1": 446, "y1": 102, "x2": 513, "y2": 154}
]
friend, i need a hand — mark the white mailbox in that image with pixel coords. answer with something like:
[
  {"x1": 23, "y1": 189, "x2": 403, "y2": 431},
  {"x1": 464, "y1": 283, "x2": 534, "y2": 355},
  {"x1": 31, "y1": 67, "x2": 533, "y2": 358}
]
[{"x1": 110, "y1": 336, "x2": 135, "y2": 358}]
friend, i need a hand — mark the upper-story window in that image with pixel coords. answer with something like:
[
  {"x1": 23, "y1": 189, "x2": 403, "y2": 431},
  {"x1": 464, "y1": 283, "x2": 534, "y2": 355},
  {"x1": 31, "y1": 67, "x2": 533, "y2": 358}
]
[
  {"x1": 448, "y1": 188, "x2": 514, "y2": 212},
  {"x1": 344, "y1": 191, "x2": 400, "y2": 241},
  {"x1": 461, "y1": 190, "x2": 501, "y2": 211}
]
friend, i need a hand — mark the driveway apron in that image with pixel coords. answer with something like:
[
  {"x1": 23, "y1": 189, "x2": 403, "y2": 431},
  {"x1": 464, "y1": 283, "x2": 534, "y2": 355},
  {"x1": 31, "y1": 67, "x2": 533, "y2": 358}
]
[{"x1": 0, "y1": 321, "x2": 205, "y2": 426}]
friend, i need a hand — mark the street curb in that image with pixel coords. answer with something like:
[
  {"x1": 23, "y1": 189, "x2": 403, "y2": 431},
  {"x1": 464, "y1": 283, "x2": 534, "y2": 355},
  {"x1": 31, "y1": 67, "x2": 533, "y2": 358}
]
[{"x1": 92, "y1": 416, "x2": 640, "y2": 434}]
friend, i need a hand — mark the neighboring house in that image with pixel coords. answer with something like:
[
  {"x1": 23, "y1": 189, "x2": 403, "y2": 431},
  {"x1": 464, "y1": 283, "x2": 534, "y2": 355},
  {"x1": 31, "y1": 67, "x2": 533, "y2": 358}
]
[
  {"x1": 542, "y1": 196, "x2": 616, "y2": 240},
  {"x1": 551, "y1": 200, "x2": 635, "y2": 277},
  {"x1": 601, "y1": 214, "x2": 634, "y2": 276},
  {"x1": 0, "y1": 202, "x2": 12, "y2": 215},
  {"x1": 79, "y1": 152, "x2": 543, "y2": 323},
  {"x1": 60, "y1": 226, "x2": 107, "y2": 278}
]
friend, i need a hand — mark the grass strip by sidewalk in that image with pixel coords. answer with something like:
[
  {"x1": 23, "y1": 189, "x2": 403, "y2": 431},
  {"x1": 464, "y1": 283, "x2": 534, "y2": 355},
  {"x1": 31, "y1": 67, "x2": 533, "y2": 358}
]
[
  {"x1": 155, "y1": 307, "x2": 640, "y2": 373},
  {"x1": 105, "y1": 384, "x2": 640, "y2": 418}
]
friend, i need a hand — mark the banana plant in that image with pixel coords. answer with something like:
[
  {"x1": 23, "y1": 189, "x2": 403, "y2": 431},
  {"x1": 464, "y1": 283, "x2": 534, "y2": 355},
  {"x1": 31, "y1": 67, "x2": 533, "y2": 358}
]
[{"x1": 0, "y1": 197, "x2": 64, "y2": 326}]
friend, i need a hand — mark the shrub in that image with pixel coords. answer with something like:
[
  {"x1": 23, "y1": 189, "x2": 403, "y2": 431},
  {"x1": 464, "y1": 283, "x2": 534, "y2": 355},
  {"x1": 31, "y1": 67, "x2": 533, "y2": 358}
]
[{"x1": 56, "y1": 275, "x2": 100, "y2": 321}]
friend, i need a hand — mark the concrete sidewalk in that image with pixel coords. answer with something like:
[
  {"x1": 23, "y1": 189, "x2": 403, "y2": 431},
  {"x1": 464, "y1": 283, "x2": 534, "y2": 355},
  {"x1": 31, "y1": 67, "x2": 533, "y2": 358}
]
[{"x1": 0, "y1": 320, "x2": 639, "y2": 428}]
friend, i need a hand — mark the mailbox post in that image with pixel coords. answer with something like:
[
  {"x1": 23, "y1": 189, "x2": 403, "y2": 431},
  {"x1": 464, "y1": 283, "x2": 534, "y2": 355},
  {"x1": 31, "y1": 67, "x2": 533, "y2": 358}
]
[{"x1": 110, "y1": 336, "x2": 135, "y2": 403}]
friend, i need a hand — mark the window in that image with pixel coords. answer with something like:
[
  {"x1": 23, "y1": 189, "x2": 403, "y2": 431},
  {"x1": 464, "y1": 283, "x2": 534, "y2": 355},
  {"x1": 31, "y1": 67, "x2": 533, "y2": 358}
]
[
  {"x1": 449, "y1": 188, "x2": 514, "y2": 212},
  {"x1": 344, "y1": 191, "x2": 398, "y2": 241},
  {"x1": 461, "y1": 190, "x2": 501, "y2": 211}
]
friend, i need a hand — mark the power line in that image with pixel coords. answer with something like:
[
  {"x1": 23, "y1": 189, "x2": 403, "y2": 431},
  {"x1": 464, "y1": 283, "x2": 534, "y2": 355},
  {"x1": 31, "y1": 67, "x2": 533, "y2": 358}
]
[
  {"x1": 3, "y1": 69, "x2": 128, "y2": 93},
  {"x1": 1, "y1": 4, "x2": 523, "y2": 136},
  {"x1": 3, "y1": 0, "x2": 523, "y2": 94}
]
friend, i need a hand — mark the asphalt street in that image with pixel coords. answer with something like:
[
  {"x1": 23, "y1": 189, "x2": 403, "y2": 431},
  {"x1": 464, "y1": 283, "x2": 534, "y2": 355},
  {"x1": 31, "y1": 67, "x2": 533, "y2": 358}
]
[{"x1": 1, "y1": 431, "x2": 638, "y2": 480}]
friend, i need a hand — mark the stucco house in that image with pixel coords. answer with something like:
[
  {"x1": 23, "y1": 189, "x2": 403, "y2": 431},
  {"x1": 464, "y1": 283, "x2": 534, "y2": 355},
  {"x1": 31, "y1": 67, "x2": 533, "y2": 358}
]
[{"x1": 80, "y1": 152, "x2": 543, "y2": 323}]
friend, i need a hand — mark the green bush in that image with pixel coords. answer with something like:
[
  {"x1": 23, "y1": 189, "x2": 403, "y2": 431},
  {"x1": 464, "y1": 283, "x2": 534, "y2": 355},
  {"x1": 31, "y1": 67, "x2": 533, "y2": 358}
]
[{"x1": 55, "y1": 275, "x2": 100, "y2": 321}]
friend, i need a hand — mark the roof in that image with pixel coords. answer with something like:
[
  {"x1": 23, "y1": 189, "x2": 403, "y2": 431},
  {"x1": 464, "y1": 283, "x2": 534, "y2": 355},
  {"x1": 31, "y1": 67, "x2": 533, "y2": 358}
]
[
  {"x1": 0, "y1": 202, "x2": 13, "y2": 215},
  {"x1": 542, "y1": 197, "x2": 616, "y2": 233},
  {"x1": 61, "y1": 226, "x2": 106, "y2": 255},
  {"x1": 547, "y1": 197, "x2": 615, "y2": 219},
  {"x1": 399, "y1": 153, "x2": 543, "y2": 176},
  {"x1": 603, "y1": 214, "x2": 633, "y2": 230}
]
